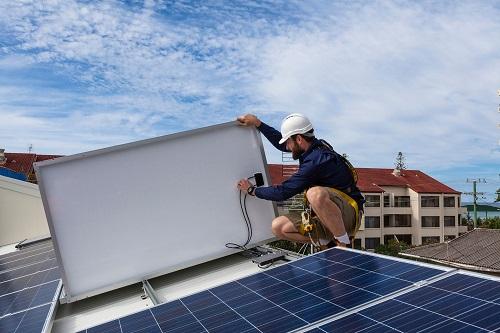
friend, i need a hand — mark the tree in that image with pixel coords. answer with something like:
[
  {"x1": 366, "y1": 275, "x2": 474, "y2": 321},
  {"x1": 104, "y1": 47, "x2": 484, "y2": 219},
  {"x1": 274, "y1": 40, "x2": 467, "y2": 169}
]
[
  {"x1": 496, "y1": 188, "x2": 500, "y2": 202},
  {"x1": 394, "y1": 152, "x2": 406, "y2": 170},
  {"x1": 375, "y1": 239, "x2": 409, "y2": 257},
  {"x1": 482, "y1": 216, "x2": 500, "y2": 229}
]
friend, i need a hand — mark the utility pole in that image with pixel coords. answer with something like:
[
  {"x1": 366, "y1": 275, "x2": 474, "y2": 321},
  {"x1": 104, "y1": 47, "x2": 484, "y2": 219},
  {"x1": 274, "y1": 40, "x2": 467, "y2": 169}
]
[{"x1": 464, "y1": 178, "x2": 486, "y2": 228}]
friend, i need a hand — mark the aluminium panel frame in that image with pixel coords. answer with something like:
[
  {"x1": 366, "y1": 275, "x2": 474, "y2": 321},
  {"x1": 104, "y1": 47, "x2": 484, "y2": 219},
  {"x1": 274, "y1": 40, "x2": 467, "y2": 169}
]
[{"x1": 35, "y1": 121, "x2": 278, "y2": 302}]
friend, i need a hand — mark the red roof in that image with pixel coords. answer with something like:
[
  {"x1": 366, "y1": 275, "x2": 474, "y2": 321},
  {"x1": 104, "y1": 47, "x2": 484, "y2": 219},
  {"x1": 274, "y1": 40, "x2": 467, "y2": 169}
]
[
  {"x1": 267, "y1": 165, "x2": 460, "y2": 194},
  {"x1": 1, "y1": 153, "x2": 62, "y2": 178}
]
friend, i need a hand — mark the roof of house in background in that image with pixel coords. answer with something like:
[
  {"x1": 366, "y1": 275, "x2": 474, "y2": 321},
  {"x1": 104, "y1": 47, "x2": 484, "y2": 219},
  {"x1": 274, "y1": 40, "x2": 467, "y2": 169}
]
[
  {"x1": 1, "y1": 153, "x2": 61, "y2": 177},
  {"x1": 268, "y1": 164, "x2": 460, "y2": 194},
  {"x1": 401, "y1": 229, "x2": 500, "y2": 273}
]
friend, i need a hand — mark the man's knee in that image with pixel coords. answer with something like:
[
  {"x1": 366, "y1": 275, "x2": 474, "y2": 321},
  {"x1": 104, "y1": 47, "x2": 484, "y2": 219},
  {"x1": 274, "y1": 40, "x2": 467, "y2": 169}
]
[
  {"x1": 271, "y1": 216, "x2": 291, "y2": 238},
  {"x1": 306, "y1": 186, "x2": 330, "y2": 206}
]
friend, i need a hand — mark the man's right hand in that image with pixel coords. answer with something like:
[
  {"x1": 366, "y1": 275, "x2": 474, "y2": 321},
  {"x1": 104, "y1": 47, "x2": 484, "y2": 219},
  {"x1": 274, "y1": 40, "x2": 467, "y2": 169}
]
[{"x1": 237, "y1": 114, "x2": 261, "y2": 127}]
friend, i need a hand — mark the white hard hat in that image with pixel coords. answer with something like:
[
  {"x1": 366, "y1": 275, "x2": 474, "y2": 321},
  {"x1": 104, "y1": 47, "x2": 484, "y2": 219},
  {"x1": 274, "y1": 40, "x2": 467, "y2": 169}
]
[{"x1": 278, "y1": 113, "x2": 314, "y2": 144}]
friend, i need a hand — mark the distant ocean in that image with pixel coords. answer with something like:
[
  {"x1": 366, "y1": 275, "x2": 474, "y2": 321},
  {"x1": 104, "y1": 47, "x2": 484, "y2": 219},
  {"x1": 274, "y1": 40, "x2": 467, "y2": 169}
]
[{"x1": 462, "y1": 202, "x2": 500, "y2": 219}]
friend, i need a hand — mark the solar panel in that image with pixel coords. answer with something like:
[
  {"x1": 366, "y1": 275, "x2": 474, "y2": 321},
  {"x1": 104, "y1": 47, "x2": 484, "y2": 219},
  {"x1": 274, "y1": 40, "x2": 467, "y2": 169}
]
[
  {"x1": 307, "y1": 272, "x2": 500, "y2": 332},
  {"x1": 0, "y1": 240, "x2": 61, "y2": 333},
  {"x1": 78, "y1": 247, "x2": 450, "y2": 333}
]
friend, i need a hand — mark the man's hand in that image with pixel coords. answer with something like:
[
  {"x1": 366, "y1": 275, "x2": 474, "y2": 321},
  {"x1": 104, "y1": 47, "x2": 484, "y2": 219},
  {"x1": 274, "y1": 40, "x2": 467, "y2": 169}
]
[
  {"x1": 237, "y1": 114, "x2": 261, "y2": 127},
  {"x1": 237, "y1": 178, "x2": 253, "y2": 193}
]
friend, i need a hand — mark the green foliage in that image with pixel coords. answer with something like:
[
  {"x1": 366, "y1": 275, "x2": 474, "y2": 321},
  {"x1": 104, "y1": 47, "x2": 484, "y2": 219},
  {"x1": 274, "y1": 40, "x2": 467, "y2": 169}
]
[
  {"x1": 269, "y1": 240, "x2": 313, "y2": 255},
  {"x1": 375, "y1": 239, "x2": 409, "y2": 257},
  {"x1": 480, "y1": 216, "x2": 500, "y2": 229}
]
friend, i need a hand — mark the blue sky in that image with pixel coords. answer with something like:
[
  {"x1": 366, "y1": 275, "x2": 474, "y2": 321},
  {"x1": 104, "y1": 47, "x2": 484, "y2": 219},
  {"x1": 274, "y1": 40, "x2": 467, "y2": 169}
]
[{"x1": 0, "y1": 0, "x2": 499, "y2": 201}]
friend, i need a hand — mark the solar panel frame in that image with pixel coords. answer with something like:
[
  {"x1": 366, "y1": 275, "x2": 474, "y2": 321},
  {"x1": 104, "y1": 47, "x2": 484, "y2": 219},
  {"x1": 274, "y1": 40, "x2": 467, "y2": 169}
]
[
  {"x1": 79, "y1": 247, "x2": 453, "y2": 333},
  {"x1": 35, "y1": 121, "x2": 278, "y2": 303}
]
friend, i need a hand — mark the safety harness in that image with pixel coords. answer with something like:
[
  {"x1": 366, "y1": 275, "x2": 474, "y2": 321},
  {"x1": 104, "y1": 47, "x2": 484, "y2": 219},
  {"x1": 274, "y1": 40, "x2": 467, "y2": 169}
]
[{"x1": 298, "y1": 140, "x2": 363, "y2": 250}]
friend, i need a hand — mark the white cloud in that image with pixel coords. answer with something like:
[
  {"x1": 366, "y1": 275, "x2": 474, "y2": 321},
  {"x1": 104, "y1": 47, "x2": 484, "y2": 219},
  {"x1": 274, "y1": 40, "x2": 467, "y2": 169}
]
[{"x1": 0, "y1": 0, "x2": 498, "y2": 199}]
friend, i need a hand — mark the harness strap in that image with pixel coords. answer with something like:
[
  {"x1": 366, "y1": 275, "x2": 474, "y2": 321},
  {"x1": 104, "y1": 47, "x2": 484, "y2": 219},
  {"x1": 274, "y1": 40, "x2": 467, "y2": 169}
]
[
  {"x1": 326, "y1": 188, "x2": 361, "y2": 247},
  {"x1": 303, "y1": 187, "x2": 362, "y2": 249}
]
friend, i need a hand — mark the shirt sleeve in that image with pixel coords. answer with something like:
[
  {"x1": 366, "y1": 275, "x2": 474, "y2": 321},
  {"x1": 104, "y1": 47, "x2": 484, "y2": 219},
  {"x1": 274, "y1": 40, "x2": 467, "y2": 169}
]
[
  {"x1": 255, "y1": 160, "x2": 317, "y2": 201},
  {"x1": 257, "y1": 122, "x2": 288, "y2": 152}
]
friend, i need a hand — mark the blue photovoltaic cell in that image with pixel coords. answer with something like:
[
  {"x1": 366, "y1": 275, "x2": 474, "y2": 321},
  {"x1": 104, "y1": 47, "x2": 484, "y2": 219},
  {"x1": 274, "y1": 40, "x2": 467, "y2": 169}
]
[
  {"x1": 0, "y1": 240, "x2": 61, "y2": 333},
  {"x1": 312, "y1": 273, "x2": 500, "y2": 333},
  {"x1": 80, "y1": 248, "x2": 448, "y2": 333},
  {"x1": 0, "y1": 304, "x2": 52, "y2": 333}
]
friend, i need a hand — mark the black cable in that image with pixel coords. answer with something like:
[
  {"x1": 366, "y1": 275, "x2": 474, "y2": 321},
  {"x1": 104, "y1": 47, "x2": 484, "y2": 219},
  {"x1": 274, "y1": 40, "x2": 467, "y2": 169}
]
[{"x1": 226, "y1": 176, "x2": 255, "y2": 251}]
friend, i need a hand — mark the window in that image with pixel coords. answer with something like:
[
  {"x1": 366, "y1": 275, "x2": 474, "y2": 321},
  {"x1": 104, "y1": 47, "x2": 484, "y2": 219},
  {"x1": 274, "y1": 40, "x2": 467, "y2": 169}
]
[
  {"x1": 422, "y1": 236, "x2": 440, "y2": 244},
  {"x1": 384, "y1": 214, "x2": 411, "y2": 227},
  {"x1": 353, "y1": 238, "x2": 362, "y2": 249},
  {"x1": 365, "y1": 195, "x2": 381, "y2": 207},
  {"x1": 444, "y1": 235, "x2": 456, "y2": 241},
  {"x1": 444, "y1": 196, "x2": 455, "y2": 207},
  {"x1": 384, "y1": 234, "x2": 412, "y2": 245},
  {"x1": 365, "y1": 238, "x2": 380, "y2": 249},
  {"x1": 394, "y1": 196, "x2": 410, "y2": 207},
  {"x1": 422, "y1": 216, "x2": 440, "y2": 227},
  {"x1": 459, "y1": 214, "x2": 467, "y2": 226},
  {"x1": 421, "y1": 196, "x2": 439, "y2": 207},
  {"x1": 364, "y1": 216, "x2": 380, "y2": 228},
  {"x1": 384, "y1": 195, "x2": 390, "y2": 207},
  {"x1": 444, "y1": 216, "x2": 456, "y2": 227}
]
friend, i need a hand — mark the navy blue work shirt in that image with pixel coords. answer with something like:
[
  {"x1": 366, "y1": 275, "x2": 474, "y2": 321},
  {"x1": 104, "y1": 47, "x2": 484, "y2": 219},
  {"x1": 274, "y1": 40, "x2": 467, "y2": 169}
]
[{"x1": 254, "y1": 122, "x2": 364, "y2": 210}]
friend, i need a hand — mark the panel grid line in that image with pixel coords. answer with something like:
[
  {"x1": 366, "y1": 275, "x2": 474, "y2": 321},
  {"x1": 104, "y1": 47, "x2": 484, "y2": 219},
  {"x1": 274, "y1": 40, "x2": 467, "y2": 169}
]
[
  {"x1": 0, "y1": 255, "x2": 56, "y2": 276},
  {"x1": 0, "y1": 249, "x2": 55, "y2": 268},
  {"x1": 236, "y1": 280, "x2": 308, "y2": 326},
  {"x1": 428, "y1": 281, "x2": 500, "y2": 306},
  {"x1": 292, "y1": 269, "x2": 458, "y2": 333},
  {"x1": 0, "y1": 279, "x2": 58, "y2": 300},
  {"x1": 356, "y1": 295, "x2": 494, "y2": 333},
  {"x1": 208, "y1": 289, "x2": 263, "y2": 332},
  {"x1": 148, "y1": 308, "x2": 164, "y2": 333},
  {"x1": 356, "y1": 313, "x2": 404, "y2": 333},
  {"x1": 0, "y1": 244, "x2": 53, "y2": 262},
  {"x1": 312, "y1": 253, "x2": 440, "y2": 285},
  {"x1": 301, "y1": 272, "x2": 500, "y2": 333},
  {"x1": 178, "y1": 298, "x2": 210, "y2": 332}
]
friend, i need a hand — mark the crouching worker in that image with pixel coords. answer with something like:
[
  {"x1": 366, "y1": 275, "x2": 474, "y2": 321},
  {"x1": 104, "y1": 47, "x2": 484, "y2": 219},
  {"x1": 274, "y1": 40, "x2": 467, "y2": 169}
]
[{"x1": 236, "y1": 113, "x2": 364, "y2": 249}]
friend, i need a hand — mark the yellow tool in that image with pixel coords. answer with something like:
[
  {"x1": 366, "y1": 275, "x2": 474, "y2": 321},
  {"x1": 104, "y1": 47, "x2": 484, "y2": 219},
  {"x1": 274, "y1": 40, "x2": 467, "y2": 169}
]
[{"x1": 298, "y1": 209, "x2": 315, "y2": 235}]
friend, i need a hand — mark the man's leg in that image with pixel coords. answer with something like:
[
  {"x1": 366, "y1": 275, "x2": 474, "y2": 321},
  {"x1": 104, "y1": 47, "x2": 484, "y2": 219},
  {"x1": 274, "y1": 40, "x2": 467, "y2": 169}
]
[
  {"x1": 271, "y1": 216, "x2": 312, "y2": 243},
  {"x1": 306, "y1": 187, "x2": 347, "y2": 238}
]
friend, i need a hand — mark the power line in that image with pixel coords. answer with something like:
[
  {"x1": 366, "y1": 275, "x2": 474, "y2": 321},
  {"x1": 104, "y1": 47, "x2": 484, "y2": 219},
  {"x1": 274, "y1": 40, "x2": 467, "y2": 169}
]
[{"x1": 463, "y1": 178, "x2": 487, "y2": 228}]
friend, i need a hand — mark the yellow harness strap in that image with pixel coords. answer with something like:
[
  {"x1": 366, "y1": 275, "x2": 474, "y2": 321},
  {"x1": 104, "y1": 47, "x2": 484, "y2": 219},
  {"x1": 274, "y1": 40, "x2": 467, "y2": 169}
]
[
  {"x1": 303, "y1": 187, "x2": 361, "y2": 249},
  {"x1": 326, "y1": 188, "x2": 361, "y2": 244}
]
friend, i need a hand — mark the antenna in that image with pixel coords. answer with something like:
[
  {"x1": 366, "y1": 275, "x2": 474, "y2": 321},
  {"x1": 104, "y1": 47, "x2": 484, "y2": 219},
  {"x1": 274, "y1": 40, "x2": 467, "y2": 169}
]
[
  {"x1": 28, "y1": 144, "x2": 33, "y2": 153},
  {"x1": 463, "y1": 178, "x2": 486, "y2": 228}
]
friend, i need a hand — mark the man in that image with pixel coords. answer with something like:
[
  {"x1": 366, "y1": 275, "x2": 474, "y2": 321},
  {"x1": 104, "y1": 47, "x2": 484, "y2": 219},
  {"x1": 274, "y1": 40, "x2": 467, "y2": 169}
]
[{"x1": 237, "y1": 113, "x2": 364, "y2": 247}]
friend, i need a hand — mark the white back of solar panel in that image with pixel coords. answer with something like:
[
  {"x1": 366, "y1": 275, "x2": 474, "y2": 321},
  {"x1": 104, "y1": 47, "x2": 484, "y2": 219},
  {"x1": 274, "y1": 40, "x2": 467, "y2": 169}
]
[{"x1": 35, "y1": 122, "x2": 277, "y2": 302}]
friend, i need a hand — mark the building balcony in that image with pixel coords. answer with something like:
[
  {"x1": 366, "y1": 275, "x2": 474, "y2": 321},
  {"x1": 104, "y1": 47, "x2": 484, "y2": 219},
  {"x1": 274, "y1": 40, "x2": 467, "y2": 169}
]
[{"x1": 382, "y1": 207, "x2": 412, "y2": 214}]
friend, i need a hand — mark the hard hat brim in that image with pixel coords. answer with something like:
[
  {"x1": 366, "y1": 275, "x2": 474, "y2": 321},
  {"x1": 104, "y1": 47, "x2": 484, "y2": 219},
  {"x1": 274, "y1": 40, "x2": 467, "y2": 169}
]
[{"x1": 278, "y1": 136, "x2": 289, "y2": 145}]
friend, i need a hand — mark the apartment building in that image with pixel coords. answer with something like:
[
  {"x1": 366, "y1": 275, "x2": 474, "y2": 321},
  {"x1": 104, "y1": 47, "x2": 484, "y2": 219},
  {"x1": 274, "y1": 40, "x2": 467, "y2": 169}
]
[{"x1": 268, "y1": 165, "x2": 467, "y2": 249}]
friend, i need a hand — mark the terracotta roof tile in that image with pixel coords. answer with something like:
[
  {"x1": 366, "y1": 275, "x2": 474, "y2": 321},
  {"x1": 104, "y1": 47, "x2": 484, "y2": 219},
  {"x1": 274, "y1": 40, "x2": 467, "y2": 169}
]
[
  {"x1": 2, "y1": 153, "x2": 62, "y2": 179},
  {"x1": 268, "y1": 165, "x2": 459, "y2": 194}
]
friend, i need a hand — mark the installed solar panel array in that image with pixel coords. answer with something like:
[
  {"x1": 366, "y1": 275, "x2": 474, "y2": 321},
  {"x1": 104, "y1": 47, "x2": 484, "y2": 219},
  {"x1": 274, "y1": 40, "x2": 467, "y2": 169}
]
[
  {"x1": 75, "y1": 247, "x2": 500, "y2": 333},
  {"x1": 0, "y1": 240, "x2": 62, "y2": 333}
]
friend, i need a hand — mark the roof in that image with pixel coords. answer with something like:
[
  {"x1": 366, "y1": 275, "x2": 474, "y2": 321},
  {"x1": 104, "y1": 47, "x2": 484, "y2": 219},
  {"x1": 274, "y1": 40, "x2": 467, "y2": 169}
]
[
  {"x1": 1, "y1": 152, "x2": 62, "y2": 179},
  {"x1": 267, "y1": 165, "x2": 460, "y2": 194},
  {"x1": 401, "y1": 229, "x2": 500, "y2": 273}
]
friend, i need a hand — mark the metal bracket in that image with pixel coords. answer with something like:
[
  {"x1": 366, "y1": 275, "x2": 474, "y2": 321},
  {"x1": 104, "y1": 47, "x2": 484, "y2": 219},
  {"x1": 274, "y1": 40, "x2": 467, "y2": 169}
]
[{"x1": 141, "y1": 280, "x2": 161, "y2": 305}]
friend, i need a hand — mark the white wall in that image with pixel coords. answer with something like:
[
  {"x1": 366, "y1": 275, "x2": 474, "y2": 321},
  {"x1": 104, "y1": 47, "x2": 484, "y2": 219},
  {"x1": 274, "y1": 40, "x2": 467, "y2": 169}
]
[{"x1": 0, "y1": 175, "x2": 50, "y2": 246}]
